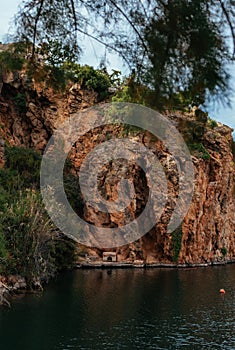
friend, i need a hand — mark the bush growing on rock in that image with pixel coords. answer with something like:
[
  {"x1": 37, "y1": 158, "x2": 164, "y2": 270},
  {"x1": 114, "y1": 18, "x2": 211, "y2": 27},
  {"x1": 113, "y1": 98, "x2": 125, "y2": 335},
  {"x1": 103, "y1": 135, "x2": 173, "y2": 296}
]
[
  {"x1": 0, "y1": 145, "x2": 77, "y2": 288},
  {"x1": 0, "y1": 190, "x2": 76, "y2": 287},
  {"x1": 63, "y1": 62, "x2": 112, "y2": 99}
]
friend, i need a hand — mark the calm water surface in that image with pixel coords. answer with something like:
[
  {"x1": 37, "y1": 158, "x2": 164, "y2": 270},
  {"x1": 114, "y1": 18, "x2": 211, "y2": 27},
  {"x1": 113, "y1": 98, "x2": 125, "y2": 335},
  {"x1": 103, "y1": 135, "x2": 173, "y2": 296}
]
[{"x1": 0, "y1": 266, "x2": 235, "y2": 350}]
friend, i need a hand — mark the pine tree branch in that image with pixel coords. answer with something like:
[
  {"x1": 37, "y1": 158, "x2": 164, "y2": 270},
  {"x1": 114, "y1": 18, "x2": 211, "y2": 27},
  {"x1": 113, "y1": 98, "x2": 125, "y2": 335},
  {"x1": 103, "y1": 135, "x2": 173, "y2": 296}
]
[
  {"x1": 32, "y1": 0, "x2": 45, "y2": 58},
  {"x1": 218, "y1": 0, "x2": 235, "y2": 57},
  {"x1": 70, "y1": 0, "x2": 78, "y2": 31},
  {"x1": 75, "y1": 27, "x2": 132, "y2": 69},
  {"x1": 107, "y1": 0, "x2": 150, "y2": 57},
  {"x1": 138, "y1": 0, "x2": 149, "y2": 20}
]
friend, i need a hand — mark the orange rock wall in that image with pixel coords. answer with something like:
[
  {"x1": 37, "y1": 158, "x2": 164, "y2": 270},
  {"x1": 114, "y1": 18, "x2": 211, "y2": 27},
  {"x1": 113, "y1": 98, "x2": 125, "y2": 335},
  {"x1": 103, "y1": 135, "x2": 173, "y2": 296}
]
[{"x1": 0, "y1": 71, "x2": 234, "y2": 265}]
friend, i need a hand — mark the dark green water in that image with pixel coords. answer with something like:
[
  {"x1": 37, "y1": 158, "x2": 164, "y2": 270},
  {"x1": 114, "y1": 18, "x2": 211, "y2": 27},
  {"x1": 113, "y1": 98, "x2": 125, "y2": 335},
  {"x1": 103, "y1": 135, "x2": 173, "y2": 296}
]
[{"x1": 0, "y1": 266, "x2": 235, "y2": 350}]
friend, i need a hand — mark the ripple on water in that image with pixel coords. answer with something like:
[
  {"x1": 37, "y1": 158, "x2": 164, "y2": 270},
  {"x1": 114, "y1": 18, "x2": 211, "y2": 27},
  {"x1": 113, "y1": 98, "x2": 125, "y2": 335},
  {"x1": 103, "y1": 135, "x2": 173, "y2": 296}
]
[{"x1": 1, "y1": 266, "x2": 235, "y2": 350}]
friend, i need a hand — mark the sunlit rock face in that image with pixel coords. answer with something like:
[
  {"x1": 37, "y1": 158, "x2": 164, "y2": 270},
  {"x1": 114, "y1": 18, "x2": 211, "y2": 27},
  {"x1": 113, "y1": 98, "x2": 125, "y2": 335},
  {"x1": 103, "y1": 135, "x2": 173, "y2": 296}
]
[{"x1": 0, "y1": 66, "x2": 234, "y2": 265}]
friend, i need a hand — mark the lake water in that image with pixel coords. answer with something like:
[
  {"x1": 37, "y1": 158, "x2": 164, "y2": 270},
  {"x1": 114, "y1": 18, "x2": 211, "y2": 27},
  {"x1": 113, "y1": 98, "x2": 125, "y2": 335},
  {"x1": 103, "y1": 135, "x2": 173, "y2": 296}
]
[{"x1": 0, "y1": 265, "x2": 235, "y2": 350}]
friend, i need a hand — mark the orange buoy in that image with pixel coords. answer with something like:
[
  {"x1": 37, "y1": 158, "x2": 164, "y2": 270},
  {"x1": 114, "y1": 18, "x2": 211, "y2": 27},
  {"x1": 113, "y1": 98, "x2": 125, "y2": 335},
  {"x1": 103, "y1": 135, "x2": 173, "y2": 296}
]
[{"x1": 219, "y1": 289, "x2": 226, "y2": 294}]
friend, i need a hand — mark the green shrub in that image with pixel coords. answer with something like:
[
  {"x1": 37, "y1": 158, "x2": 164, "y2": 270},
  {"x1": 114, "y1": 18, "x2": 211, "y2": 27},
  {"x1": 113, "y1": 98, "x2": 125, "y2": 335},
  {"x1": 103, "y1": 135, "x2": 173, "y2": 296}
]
[
  {"x1": 0, "y1": 145, "x2": 42, "y2": 211},
  {"x1": 165, "y1": 91, "x2": 193, "y2": 111},
  {"x1": 194, "y1": 109, "x2": 208, "y2": 124},
  {"x1": 188, "y1": 143, "x2": 210, "y2": 160},
  {"x1": 208, "y1": 117, "x2": 218, "y2": 129},
  {"x1": 0, "y1": 191, "x2": 53, "y2": 281},
  {"x1": 220, "y1": 247, "x2": 227, "y2": 256},
  {"x1": 112, "y1": 86, "x2": 134, "y2": 103},
  {"x1": 0, "y1": 146, "x2": 77, "y2": 286},
  {"x1": 0, "y1": 231, "x2": 7, "y2": 258},
  {"x1": 63, "y1": 62, "x2": 111, "y2": 99},
  {"x1": 0, "y1": 232, "x2": 8, "y2": 274},
  {"x1": 172, "y1": 224, "x2": 183, "y2": 262},
  {"x1": 0, "y1": 190, "x2": 76, "y2": 286},
  {"x1": 178, "y1": 119, "x2": 206, "y2": 144},
  {"x1": 53, "y1": 236, "x2": 77, "y2": 271},
  {"x1": 112, "y1": 82, "x2": 149, "y2": 105},
  {"x1": 4, "y1": 146, "x2": 41, "y2": 187},
  {"x1": 31, "y1": 63, "x2": 67, "y2": 92},
  {"x1": 120, "y1": 124, "x2": 142, "y2": 137},
  {"x1": 14, "y1": 93, "x2": 27, "y2": 113},
  {"x1": 192, "y1": 123, "x2": 206, "y2": 141},
  {"x1": 0, "y1": 48, "x2": 25, "y2": 72},
  {"x1": 37, "y1": 40, "x2": 79, "y2": 67},
  {"x1": 63, "y1": 172, "x2": 83, "y2": 214},
  {"x1": 0, "y1": 42, "x2": 115, "y2": 98}
]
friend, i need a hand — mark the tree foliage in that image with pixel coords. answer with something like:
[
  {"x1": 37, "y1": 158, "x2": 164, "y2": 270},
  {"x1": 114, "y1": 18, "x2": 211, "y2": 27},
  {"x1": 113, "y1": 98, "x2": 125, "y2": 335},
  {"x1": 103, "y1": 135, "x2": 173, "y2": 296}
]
[
  {"x1": 0, "y1": 42, "x2": 27, "y2": 71},
  {"x1": 14, "y1": 0, "x2": 81, "y2": 60},
  {"x1": 144, "y1": 0, "x2": 231, "y2": 106},
  {"x1": 63, "y1": 62, "x2": 112, "y2": 98},
  {"x1": 13, "y1": 0, "x2": 235, "y2": 107}
]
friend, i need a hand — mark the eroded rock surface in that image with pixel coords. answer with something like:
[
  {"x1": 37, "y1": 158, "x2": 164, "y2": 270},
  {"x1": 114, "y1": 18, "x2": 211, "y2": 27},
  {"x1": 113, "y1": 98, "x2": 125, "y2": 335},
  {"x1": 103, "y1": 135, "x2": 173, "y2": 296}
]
[{"x1": 0, "y1": 67, "x2": 234, "y2": 265}]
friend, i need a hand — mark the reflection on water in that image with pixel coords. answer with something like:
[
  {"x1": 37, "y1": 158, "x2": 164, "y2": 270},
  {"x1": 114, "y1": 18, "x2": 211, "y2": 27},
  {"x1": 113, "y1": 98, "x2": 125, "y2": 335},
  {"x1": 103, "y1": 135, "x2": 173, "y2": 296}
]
[{"x1": 0, "y1": 266, "x2": 235, "y2": 349}]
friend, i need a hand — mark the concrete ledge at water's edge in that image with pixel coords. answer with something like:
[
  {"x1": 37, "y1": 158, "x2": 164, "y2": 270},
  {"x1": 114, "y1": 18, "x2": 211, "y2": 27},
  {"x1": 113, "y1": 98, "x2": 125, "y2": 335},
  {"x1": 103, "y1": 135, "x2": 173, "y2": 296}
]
[
  {"x1": 77, "y1": 262, "x2": 145, "y2": 269},
  {"x1": 76, "y1": 259, "x2": 235, "y2": 269}
]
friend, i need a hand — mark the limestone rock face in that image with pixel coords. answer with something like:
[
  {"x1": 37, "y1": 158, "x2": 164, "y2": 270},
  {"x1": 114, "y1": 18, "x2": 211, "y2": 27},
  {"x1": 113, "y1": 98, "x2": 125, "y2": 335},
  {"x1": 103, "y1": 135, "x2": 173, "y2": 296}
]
[
  {"x1": 0, "y1": 69, "x2": 234, "y2": 265},
  {"x1": 69, "y1": 121, "x2": 235, "y2": 264},
  {"x1": 0, "y1": 75, "x2": 97, "y2": 150},
  {"x1": 179, "y1": 125, "x2": 235, "y2": 264}
]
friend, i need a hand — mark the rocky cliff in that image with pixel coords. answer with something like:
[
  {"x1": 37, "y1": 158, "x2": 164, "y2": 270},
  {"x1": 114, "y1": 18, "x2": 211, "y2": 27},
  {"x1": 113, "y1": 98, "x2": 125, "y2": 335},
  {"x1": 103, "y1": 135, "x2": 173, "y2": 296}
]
[{"x1": 0, "y1": 68, "x2": 234, "y2": 265}]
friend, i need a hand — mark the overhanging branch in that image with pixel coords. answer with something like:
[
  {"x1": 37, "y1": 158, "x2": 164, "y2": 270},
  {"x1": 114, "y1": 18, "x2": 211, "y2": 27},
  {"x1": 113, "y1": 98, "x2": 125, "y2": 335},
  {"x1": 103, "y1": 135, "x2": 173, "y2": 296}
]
[
  {"x1": 218, "y1": 0, "x2": 235, "y2": 58},
  {"x1": 75, "y1": 27, "x2": 132, "y2": 69},
  {"x1": 107, "y1": 0, "x2": 150, "y2": 57},
  {"x1": 32, "y1": 0, "x2": 45, "y2": 58},
  {"x1": 70, "y1": 0, "x2": 78, "y2": 31}
]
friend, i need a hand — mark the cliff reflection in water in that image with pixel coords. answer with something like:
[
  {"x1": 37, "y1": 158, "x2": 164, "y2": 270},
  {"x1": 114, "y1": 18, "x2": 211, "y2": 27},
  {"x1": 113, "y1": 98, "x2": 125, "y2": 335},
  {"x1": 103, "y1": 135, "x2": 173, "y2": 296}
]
[{"x1": 0, "y1": 266, "x2": 235, "y2": 350}]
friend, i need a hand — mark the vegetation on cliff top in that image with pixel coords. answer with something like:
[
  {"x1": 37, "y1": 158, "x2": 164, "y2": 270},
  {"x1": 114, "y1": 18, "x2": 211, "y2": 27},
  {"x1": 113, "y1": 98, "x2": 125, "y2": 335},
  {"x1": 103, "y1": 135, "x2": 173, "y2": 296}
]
[
  {"x1": 13, "y1": 0, "x2": 235, "y2": 108},
  {"x1": 0, "y1": 43, "x2": 121, "y2": 100}
]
